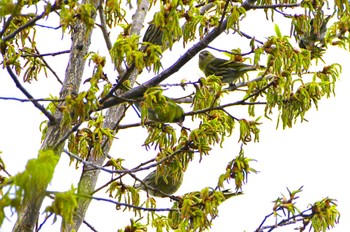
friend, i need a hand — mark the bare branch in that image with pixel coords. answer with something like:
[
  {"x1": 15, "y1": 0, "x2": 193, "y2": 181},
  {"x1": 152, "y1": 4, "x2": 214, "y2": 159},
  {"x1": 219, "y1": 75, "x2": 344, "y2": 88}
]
[
  {"x1": 63, "y1": 149, "x2": 116, "y2": 174},
  {"x1": 82, "y1": 220, "x2": 98, "y2": 232},
  {"x1": 5, "y1": 66, "x2": 56, "y2": 123},
  {"x1": 21, "y1": 50, "x2": 70, "y2": 58},
  {"x1": 97, "y1": 7, "x2": 113, "y2": 52},
  {"x1": 247, "y1": 3, "x2": 300, "y2": 10},
  {"x1": 37, "y1": 213, "x2": 54, "y2": 231},
  {"x1": 0, "y1": 96, "x2": 64, "y2": 102},
  {"x1": 97, "y1": 5, "x2": 124, "y2": 75},
  {"x1": 86, "y1": 195, "x2": 176, "y2": 212}
]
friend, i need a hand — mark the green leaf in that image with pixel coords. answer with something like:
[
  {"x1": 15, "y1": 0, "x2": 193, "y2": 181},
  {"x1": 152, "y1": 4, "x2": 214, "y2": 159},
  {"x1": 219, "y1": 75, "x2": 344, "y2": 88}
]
[{"x1": 274, "y1": 24, "x2": 282, "y2": 38}]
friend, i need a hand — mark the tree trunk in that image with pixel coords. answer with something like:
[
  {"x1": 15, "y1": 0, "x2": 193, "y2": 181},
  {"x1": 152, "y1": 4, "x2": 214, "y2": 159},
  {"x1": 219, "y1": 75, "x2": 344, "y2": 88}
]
[
  {"x1": 12, "y1": 1, "x2": 97, "y2": 231},
  {"x1": 61, "y1": 0, "x2": 150, "y2": 231}
]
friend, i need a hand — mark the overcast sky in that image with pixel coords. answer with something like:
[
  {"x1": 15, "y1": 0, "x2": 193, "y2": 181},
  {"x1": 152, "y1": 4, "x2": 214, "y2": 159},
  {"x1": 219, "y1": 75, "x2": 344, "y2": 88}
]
[{"x1": 1, "y1": 3, "x2": 349, "y2": 232}]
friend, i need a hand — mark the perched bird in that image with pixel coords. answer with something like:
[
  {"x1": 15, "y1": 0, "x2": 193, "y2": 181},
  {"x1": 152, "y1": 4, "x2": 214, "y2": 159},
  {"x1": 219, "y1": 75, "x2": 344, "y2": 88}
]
[
  {"x1": 167, "y1": 188, "x2": 243, "y2": 229},
  {"x1": 142, "y1": 23, "x2": 181, "y2": 51},
  {"x1": 143, "y1": 23, "x2": 163, "y2": 46},
  {"x1": 299, "y1": 15, "x2": 331, "y2": 49},
  {"x1": 135, "y1": 169, "x2": 184, "y2": 197},
  {"x1": 135, "y1": 96, "x2": 185, "y2": 124},
  {"x1": 198, "y1": 50, "x2": 259, "y2": 84}
]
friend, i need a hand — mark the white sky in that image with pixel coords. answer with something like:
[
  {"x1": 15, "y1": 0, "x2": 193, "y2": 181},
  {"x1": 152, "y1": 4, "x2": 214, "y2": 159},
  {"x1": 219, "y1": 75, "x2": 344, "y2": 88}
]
[{"x1": 1, "y1": 3, "x2": 350, "y2": 232}]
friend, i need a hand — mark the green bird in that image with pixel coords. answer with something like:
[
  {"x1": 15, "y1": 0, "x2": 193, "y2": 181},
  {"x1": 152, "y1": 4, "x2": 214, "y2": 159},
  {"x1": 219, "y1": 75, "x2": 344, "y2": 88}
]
[
  {"x1": 135, "y1": 96, "x2": 185, "y2": 124},
  {"x1": 299, "y1": 15, "x2": 331, "y2": 49},
  {"x1": 135, "y1": 169, "x2": 184, "y2": 197},
  {"x1": 198, "y1": 50, "x2": 259, "y2": 84},
  {"x1": 143, "y1": 24, "x2": 163, "y2": 46},
  {"x1": 142, "y1": 23, "x2": 181, "y2": 51},
  {"x1": 168, "y1": 188, "x2": 243, "y2": 229}
]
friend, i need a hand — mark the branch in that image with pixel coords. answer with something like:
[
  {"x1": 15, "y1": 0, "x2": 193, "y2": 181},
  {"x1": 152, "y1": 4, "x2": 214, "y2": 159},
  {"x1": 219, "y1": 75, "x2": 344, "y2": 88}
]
[
  {"x1": 100, "y1": 0, "x2": 271, "y2": 110},
  {"x1": 247, "y1": 3, "x2": 300, "y2": 10},
  {"x1": 2, "y1": 4, "x2": 59, "y2": 42},
  {"x1": 37, "y1": 213, "x2": 54, "y2": 231},
  {"x1": 21, "y1": 50, "x2": 70, "y2": 58},
  {"x1": 0, "y1": 96, "x2": 64, "y2": 102},
  {"x1": 25, "y1": 35, "x2": 65, "y2": 85},
  {"x1": 256, "y1": 209, "x2": 312, "y2": 232},
  {"x1": 92, "y1": 144, "x2": 190, "y2": 197},
  {"x1": 53, "y1": 123, "x2": 82, "y2": 150},
  {"x1": 6, "y1": 66, "x2": 56, "y2": 123},
  {"x1": 87, "y1": 195, "x2": 175, "y2": 212},
  {"x1": 186, "y1": 78, "x2": 274, "y2": 117},
  {"x1": 0, "y1": 2, "x2": 23, "y2": 38},
  {"x1": 100, "y1": 19, "x2": 226, "y2": 109},
  {"x1": 219, "y1": 0, "x2": 231, "y2": 26},
  {"x1": 97, "y1": 5, "x2": 124, "y2": 75},
  {"x1": 116, "y1": 122, "x2": 142, "y2": 129},
  {"x1": 63, "y1": 149, "x2": 116, "y2": 174},
  {"x1": 82, "y1": 220, "x2": 98, "y2": 232}
]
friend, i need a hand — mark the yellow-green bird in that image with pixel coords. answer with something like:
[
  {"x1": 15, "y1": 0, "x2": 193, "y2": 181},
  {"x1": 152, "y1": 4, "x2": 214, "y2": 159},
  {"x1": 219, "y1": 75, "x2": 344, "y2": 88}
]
[
  {"x1": 135, "y1": 169, "x2": 184, "y2": 197},
  {"x1": 299, "y1": 15, "x2": 331, "y2": 49},
  {"x1": 142, "y1": 23, "x2": 181, "y2": 51},
  {"x1": 168, "y1": 188, "x2": 243, "y2": 229},
  {"x1": 198, "y1": 50, "x2": 259, "y2": 84},
  {"x1": 135, "y1": 96, "x2": 185, "y2": 124},
  {"x1": 143, "y1": 24, "x2": 163, "y2": 46}
]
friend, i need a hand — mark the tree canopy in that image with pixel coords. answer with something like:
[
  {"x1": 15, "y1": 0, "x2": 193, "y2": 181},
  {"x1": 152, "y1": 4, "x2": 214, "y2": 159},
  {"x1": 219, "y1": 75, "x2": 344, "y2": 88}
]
[{"x1": 0, "y1": 0, "x2": 348, "y2": 231}]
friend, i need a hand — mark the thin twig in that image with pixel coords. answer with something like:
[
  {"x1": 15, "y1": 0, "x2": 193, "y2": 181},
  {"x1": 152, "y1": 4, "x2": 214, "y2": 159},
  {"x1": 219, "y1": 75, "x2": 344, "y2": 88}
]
[
  {"x1": 53, "y1": 123, "x2": 82, "y2": 150},
  {"x1": 219, "y1": 0, "x2": 231, "y2": 26},
  {"x1": 6, "y1": 66, "x2": 56, "y2": 123},
  {"x1": 86, "y1": 195, "x2": 176, "y2": 212},
  {"x1": 97, "y1": 6, "x2": 113, "y2": 52},
  {"x1": 247, "y1": 3, "x2": 300, "y2": 10},
  {"x1": 2, "y1": 4, "x2": 59, "y2": 42},
  {"x1": 186, "y1": 79, "x2": 274, "y2": 117},
  {"x1": 82, "y1": 220, "x2": 98, "y2": 232},
  {"x1": 37, "y1": 213, "x2": 54, "y2": 231},
  {"x1": 0, "y1": 2, "x2": 23, "y2": 38},
  {"x1": 0, "y1": 96, "x2": 64, "y2": 102},
  {"x1": 63, "y1": 149, "x2": 117, "y2": 174},
  {"x1": 23, "y1": 25, "x2": 66, "y2": 85},
  {"x1": 34, "y1": 24, "x2": 61, "y2": 30},
  {"x1": 207, "y1": 45, "x2": 256, "y2": 56},
  {"x1": 21, "y1": 50, "x2": 70, "y2": 58}
]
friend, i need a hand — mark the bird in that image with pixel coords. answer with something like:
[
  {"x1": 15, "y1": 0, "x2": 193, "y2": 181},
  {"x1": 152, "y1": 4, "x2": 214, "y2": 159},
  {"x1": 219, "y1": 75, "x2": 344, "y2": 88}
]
[
  {"x1": 198, "y1": 50, "x2": 259, "y2": 84},
  {"x1": 142, "y1": 23, "x2": 181, "y2": 51},
  {"x1": 143, "y1": 23, "x2": 163, "y2": 46},
  {"x1": 134, "y1": 96, "x2": 185, "y2": 125},
  {"x1": 135, "y1": 169, "x2": 184, "y2": 197},
  {"x1": 167, "y1": 188, "x2": 243, "y2": 229},
  {"x1": 299, "y1": 15, "x2": 331, "y2": 50}
]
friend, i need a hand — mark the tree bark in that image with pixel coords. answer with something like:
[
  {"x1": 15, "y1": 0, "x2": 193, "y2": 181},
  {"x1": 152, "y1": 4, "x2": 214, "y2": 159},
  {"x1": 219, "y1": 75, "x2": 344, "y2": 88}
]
[
  {"x1": 12, "y1": 1, "x2": 98, "y2": 231},
  {"x1": 62, "y1": 0, "x2": 151, "y2": 231}
]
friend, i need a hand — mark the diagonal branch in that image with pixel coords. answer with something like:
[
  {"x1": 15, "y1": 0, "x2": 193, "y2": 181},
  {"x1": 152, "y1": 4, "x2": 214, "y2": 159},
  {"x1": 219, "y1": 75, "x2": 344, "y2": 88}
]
[
  {"x1": 2, "y1": 3, "x2": 60, "y2": 42},
  {"x1": 6, "y1": 66, "x2": 56, "y2": 123},
  {"x1": 0, "y1": 96, "x2": 64, "y2": 102},
  {"x1": 100, "y1": 0, "x2": 264, "y2": 110},
  {"x1": 186, "y1": 79, "x2": 274, "y2": 117}
]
